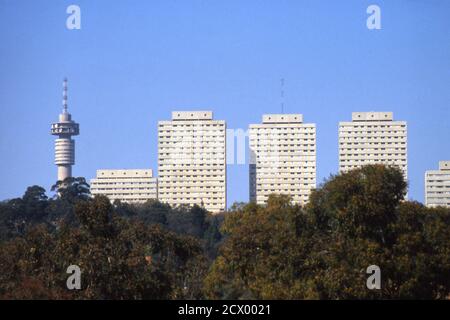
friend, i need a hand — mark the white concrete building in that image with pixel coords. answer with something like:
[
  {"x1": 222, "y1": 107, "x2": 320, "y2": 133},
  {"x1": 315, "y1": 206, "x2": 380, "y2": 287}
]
[
  {"x1": 158, "y1": 111, "x2": 226, "y2": 213},
  {"x1": 339, "y1": 112, "x2": 407, "y2": 179},
  {"x1": 425, "y1": 161, "x2": 450, "y2": 208},
  {"x1": 249, "y1": 114, "x2": 316, "y2": 205},
  {"x1": 90, "y1": 169, "x2": 158, "y2": 203}
]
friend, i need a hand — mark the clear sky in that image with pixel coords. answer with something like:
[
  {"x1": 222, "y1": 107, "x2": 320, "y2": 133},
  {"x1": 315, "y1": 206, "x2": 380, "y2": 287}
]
[{"x1": 1, "y1": 0, "x2": 449, "y2": 207}]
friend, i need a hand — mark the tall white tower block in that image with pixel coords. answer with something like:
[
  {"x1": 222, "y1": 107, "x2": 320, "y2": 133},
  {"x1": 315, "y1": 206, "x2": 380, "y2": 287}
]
[
  {"x1": 249, "y1": 114, "x2": 317, "y2": 205},
  {"x1": 158, "y1": 111, "x2": 226, "y2": 213},
  {"x1": 50, "y1": 78, "x2": 79, "y2": 182},
  {"x1": 339, "y1": 112, "x2": 407, "y2": 180}
]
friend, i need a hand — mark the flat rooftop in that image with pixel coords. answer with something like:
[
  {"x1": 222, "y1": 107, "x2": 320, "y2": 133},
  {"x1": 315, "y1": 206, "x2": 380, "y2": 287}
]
[
  {"x1": 352, "y1": 112, "x2": 393, "y2": 121},
  {"x1": 262, "y1": 114, "x2": 303, "y2": 124},
  {"x1": 172, "y1": 111, "x2": 213, "y2": 120},
  {"x1": 95, "y1": 169, "x2": 154, "y2": 178}
]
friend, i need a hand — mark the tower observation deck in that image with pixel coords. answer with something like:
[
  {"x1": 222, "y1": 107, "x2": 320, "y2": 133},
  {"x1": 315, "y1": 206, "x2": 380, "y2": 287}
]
[{"x1": 51, "y1": 78, "x2": 79, "y2": 182}]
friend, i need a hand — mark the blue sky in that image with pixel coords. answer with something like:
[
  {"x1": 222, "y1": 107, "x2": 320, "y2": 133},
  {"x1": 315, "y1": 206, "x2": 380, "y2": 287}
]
[{"x1": 0, "y1": 0, "x2": 449, "y2": 206}]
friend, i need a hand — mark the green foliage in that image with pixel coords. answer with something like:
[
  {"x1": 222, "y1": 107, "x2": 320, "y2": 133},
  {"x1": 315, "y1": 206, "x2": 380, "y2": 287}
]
[
  {"x1": 0, "y1": 178, "x2": 223, "y2": 299},
  {"x1": 2, "y1": 166, "x2": 450, "y2": 300},
  {"x1": 205, "y1": 165, "x2": 450, "y2": 300},
  {"x1": 51, "y1": 177, "x2": 91, "y2": 203},
  {"x1": 0, "y1": 196, "x2": 207, "y2": 299}
]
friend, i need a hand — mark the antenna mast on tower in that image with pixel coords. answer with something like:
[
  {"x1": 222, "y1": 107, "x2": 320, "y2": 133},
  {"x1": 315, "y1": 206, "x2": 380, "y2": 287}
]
[
  {"x1": 280, "y1": 78, "x2": 285, "y2": 114},
  {"x1": 63, "y1": 77, "x2": 68, "y2": 113}
]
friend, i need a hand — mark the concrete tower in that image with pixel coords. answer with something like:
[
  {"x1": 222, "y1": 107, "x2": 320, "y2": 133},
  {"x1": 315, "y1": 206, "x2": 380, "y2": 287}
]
[
  {"x1": 338, "y1": 112, "x2": 407, "y2": 180},
  {"x1": 249, "y1": 114, "x2": 317, "y2": 205},
  {"x1": 158, "y1": 111, "x2": 226, "y2": 213},
  {"x1": 50, "y1": 78, "x2": 79, "y2": 182}
]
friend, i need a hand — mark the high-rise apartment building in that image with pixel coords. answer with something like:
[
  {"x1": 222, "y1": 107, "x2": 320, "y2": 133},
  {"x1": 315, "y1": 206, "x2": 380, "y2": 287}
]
[
  {"x1": 249, "y1": 114, "x2": 316, "y2": 205},
  {"x1": 425, "y1": 161, "x2": 450, "y2": 208},
  {"x1": 339, "y1": 112, "x2": 407, "y2": 179},
  {"x1": 90, "y1": 169, "x2": 157, "y2": 203},
  {"x1": 157, "y1": 111, "x2": 226, "y2": 213}
]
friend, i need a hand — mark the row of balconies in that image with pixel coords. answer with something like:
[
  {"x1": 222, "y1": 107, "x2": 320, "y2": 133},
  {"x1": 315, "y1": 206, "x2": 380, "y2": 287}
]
[
  {"x1": 91, "y1": 190, "x2": 157, "y2": 196},
  {"x1": 339, "y1": 123, "x2": 406, "y2": 128},
  {"x1": 251, "y1": 164, "x2": 316, "y2": 168},
  {"x1": 158, "y1": 185, "x2": 225, "y2": 189},
  {"x1": 252, "y1": 161, "x2": 316, "y2": 166},
  {"x1": 158, "y1": 178, "x2": 225, "y2": 183},
  {"x1": 159, "y1": 158, "x2": 225, "y2": 162},
  {"x1": 250, "y1": 125, "x2": 315, "y2": 130},
  {"x1": 339, "y1": 137, "x2": 406, "y2": 142},
  {"x1": 158, "y1": 184, "x2": 225, "y2": 188},
  {"x1": 253, "y1": 153, "x2": 316, "y2": 157},
  {"x1": 425, "y1": 183, "x2": 450, "y2": 188},
  {"x1": 158, "y1": 175, "x2": 225, "y2": 179},
  {"x1": 158, "y1": 145, "x2": 225, "y2": 150},
  {"x1": 159, "y1": 162, "x2": 225, "y2": 167},
  {"x1": 251, "y1": 170, "x2": 316, "y2": 174},
  {"x1": 249, "y1": 133, "x2": 315, "y2": 138},
  {"x1": 91, "y1": 180, "x2": 157, "y2": 185},
  {"x1": 339, "y1": 127, "x2": 406, "y2": 132},
  {"x1": 426, "y1": 175, "x2": 450, "y2": 180},
  {"x1": 340, "y1": 158, "x2": 406, "y2": 163},
  {"x1": 158, "y1": 152, "x2": 225, "y2": 156},
  {"x1": 339, "y1": 148, "x2": 406, "y2": 152},
  {"x1": 251, "y1": 148, "x2": 316, "y2": 153},
  {"x1": 159, "y1": 168, "x2": 225, "y2": 173},
  {"x1": 254, "y1": 185, "x2": 316, "y2": 189},
  {"x1": 255, "y1": 189, "x2": 313, "y2": 194},
  {"x1": 159, "y1": 197, "x2": 225, "y2": 202},
  {"x1": 340, "y1": 152, "x2": 406, "y2": 157},
  {"x1": 158, "y1": 140, "x2": 225, "y2": 145},
  {"x1": 250, "y1": 175, "x2": 316, "y2": 180},
  {"x1": 251, "y1": 147, "x2": 316, "y2": 151},
  {"x1": 160, "y1": 191, "x2": 224, "y2": 196},
  {"x1": 91, "y1": 185, "x2": 157, "y2": 191},
  {"x1": 339, "y1": 125, "x2": 406, "y2": 130},
  {"x1": 159, "y1": 123, "x2": 225, "y2": 127},
  {"x1": 158, "y1": 134, "x2": 225, "y2": 139}
]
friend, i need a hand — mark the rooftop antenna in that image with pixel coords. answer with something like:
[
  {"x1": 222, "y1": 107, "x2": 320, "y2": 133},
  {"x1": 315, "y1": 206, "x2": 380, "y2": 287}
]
[
  {"x1": 280, "y1": 78, "x2": 285, "y2": 114},
  {"x1": 62, "y1": 77, "x2": 68, "y2": 113}
]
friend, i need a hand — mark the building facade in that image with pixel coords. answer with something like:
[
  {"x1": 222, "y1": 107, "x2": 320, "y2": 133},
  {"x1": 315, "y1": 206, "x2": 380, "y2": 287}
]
[
  {"x1": 90, "y1": 169, "x2": 158, "y2": 203},
  {"x1": 157, "y1": 111, "x2": 226, "y2": 213},
  {"x1": 425, "y1": 161, "x2": 450, "y2": 208},
  {"x1": 339, "y1": 112, "x2": 408, "y2": 179},
  {"x1": 249, "y1": 114, "x2": 316, "y2": 205}
]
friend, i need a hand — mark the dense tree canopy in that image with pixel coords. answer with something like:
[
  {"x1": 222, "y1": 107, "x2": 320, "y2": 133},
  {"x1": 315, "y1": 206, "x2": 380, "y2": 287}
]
[
  {"x1": 0, "y1": 195, "x2": 208, "y2": 299},
  {"x1": 1, "y1": 165, "x2": 449, "y2": 299},
  {"x1": 205, "y1": 165, "x2": 450, "y2": 299}
]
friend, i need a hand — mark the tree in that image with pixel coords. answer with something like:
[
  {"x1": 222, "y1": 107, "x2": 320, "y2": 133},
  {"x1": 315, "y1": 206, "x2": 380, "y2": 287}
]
[
  {"x1": 205, "y1": 165, "x2": 450, "y2": 299},
  {"x1": 166, "y1": 204, "x2": 209, "y2": 238},
  {"x1": 205, "y1": 194, "x2": 309, "y2": 299},
  {"x1": 133, "y1": 199, "x2": 169, "y2": 226},
  {"x1": 0, "y1": 186, "x2": 50, "y2": 240},
  {"x1": 22, "y1": 186, "x2": 49, "y2": 221},
  {"x1": 51, "y1": 177, "x2": 91, "y2": 203},
  {"x1": 0, "y1": 195, "x2": 208, "y2": 299}
]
